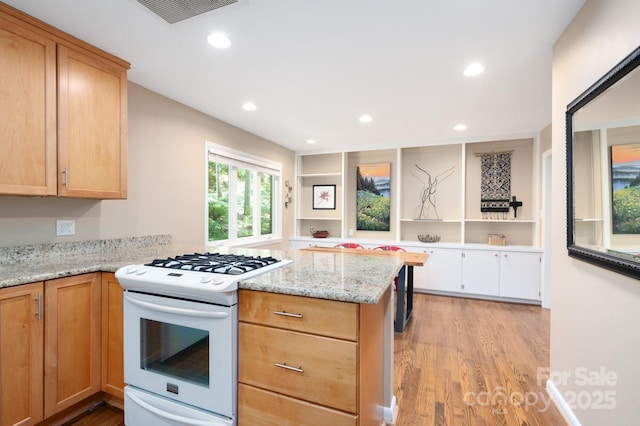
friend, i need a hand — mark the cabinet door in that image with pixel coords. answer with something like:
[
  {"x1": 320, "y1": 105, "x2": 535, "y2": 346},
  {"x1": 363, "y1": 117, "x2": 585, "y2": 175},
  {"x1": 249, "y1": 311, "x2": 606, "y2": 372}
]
[
  {"x1": 57, "y1": 44, "x2": 127, "y2": 199},
  {"x1": 101, "y1": 272, "x2": 125, "y2": 399},
  {"x1": 0, "y1": 15, "x2": 57, "y2": 196},
  {"x1": 413, "y1": 247, "x2": 463, "y2": 292},
  {"x1": 44, "y1": 273, "x2": 101, "y2": 417},
  {"x1": 499, "y1": 252, "x2": 541, "y2": 300},
  {"x1": 461, "y1": 250, "x2": 500, "y2": 296},
  {"x1": 0, "y1": 282, "x2": 44, "y2": 426}
]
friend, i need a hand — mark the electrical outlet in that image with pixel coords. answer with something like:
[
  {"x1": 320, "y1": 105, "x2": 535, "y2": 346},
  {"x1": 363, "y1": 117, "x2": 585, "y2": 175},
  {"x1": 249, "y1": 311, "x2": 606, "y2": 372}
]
[
  {"x1": 56, "y1": 219, "x2": 75, "y2": 236},
  {"x1": 348, "y1": 228, "x2": 354, "y2": 237}
]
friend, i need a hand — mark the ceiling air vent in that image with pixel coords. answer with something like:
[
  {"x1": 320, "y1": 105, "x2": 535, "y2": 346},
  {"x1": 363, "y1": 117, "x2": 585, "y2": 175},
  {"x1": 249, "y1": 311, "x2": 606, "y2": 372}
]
[{"x1": 137, "y1": 0, "x2": 239, "y2": 24}]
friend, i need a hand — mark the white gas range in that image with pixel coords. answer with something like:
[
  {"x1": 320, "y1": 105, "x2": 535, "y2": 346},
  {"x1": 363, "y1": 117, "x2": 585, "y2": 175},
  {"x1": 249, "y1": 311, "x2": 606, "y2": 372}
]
[{"x1": 116, "y1": 252, "x2": 292, "y2": 426}]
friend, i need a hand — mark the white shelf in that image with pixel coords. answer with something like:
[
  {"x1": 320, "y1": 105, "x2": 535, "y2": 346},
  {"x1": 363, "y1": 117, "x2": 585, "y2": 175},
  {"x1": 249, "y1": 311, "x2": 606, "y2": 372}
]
[
  {"x1": 400, "y1": 218, "x2": 462, "y2": 223},
  {"x1": 464, "y1": 219, "x2": 536, "y2": 223},
  {"x1": 299, "y1": 172, "x2": 342, "y2": 178},
  {"x1": 298, "y1": 217, "x2": 342, "y2": 221}
]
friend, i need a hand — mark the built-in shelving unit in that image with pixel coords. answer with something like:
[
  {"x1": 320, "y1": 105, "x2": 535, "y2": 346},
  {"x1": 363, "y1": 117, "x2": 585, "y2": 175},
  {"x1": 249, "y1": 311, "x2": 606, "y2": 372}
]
[
  {"x1": 295, "y1": 152, "x2": 345, "y2": 239},
  {"x1": 294, "y1": 137, "x2": 540, "y2": 248}
]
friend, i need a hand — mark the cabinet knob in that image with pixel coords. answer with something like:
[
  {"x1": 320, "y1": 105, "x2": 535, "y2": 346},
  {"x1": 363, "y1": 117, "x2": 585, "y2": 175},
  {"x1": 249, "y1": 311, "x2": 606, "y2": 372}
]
[
  {"x1": 503, "y1": 254, "x2": 508, "y2": 258},
  {"x1": 494, "y1": 253, "x2": 499, "y2": 257}
]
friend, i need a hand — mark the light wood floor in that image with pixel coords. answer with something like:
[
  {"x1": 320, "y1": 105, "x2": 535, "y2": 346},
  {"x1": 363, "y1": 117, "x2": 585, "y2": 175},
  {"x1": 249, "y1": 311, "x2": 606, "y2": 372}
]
[
  {"x1": 394, "y1": 293, "x2": 566, "y2": 426},
  {"x1": 64, "y1": 294, "x2": 565, "y2": 426}
]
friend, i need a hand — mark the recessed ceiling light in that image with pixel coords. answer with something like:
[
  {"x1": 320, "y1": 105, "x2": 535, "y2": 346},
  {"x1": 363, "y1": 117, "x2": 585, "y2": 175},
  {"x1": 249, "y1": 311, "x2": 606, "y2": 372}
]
[
  {"x1": 359, "y1": 115, "x2": 372, "y2": 123},
  {"x1": 306, "y1": 139, "x2": 317, "y2": 144},
  {"x1": 242, "y1": 102, "x2": 257, "y2": 111},
  {"x1": 207, "y1": 32, "x2": 231, "y2": 49},
  {"x1": 454, "y1": 123, "x2": 467, "y2": 131},
  {"x1": 463, "y1": 63, "x2": 485, "y2": 77}
]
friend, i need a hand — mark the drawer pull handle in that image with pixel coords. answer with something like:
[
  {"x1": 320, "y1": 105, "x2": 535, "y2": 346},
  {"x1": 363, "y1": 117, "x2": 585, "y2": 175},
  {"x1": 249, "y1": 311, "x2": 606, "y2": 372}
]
[
  {"x1": 274, "y1": 311, "x2": 303, "y2": 318},
  {"x1": 275, "y1": 362, "x2": 304, "y2": 373}
]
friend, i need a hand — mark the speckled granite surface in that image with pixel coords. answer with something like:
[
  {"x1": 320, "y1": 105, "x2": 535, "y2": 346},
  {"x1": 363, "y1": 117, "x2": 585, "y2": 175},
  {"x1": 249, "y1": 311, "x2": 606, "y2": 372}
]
[
  {"x1": 240, "y1": 249, "x2": 402, "y2": 304},
  {"x1": 0, "y1": 236, "x2": 401, "y2": 304}
]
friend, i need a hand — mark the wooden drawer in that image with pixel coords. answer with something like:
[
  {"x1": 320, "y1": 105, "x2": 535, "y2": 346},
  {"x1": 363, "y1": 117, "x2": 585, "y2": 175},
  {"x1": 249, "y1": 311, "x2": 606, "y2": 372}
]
[
  {"x1": 239, "y1": 322, "x2": 357, "y2": 413},
  {"x1": 238, "y1": 289, "x2": 357, "y2": 341},
  {"x1": 238, "y1": 384, "x2": 356, "y2": 426}
]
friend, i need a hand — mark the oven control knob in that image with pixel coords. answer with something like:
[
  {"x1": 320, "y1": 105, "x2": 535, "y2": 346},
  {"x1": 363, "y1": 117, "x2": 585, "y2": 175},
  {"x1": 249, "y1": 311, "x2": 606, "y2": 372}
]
[
  {"x1": 201, "y1": 276, "x2": 214, "y2": 284},
  {"x1": 135, "y1": 269, "x2": 147, "y2": 275},
  {"x1": 126, "y1": 266, "x2": 140, "y2": 274}
]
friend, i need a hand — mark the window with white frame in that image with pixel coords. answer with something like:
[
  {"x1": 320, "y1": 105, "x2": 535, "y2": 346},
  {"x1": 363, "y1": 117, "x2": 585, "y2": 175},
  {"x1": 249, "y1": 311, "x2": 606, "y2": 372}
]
[{"x1": 206, "y1": 142, "x2": 281, "y2": 246}]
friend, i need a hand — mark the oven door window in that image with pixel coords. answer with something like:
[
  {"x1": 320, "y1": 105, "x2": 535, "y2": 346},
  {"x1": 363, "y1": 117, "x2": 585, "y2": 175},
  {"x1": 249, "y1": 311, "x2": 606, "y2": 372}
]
[{"x1": 141, "y1": 319, "x2": 209, "y2": 387}]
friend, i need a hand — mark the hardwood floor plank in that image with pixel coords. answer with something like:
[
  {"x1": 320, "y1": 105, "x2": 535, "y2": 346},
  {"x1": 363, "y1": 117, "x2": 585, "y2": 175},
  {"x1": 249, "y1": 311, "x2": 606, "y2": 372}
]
[{"x1": 394, "y1": 294, "x2": 566, "y2": 426}]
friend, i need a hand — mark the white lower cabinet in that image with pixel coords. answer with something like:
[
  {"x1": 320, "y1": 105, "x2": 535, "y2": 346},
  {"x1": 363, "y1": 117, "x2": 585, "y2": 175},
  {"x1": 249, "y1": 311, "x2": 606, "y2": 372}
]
[
  {"x1": 411, "y1": 247, "x2": 463, "y2": 293},
  {"x1": 407, "y1": 245, "x2": 541, "y2": 302},
  {"x1": 497, "y1": 251, "x2": 541, "y2": 300},
  {"x1": 461, "y1": 249, "x2": 541, "y2": 301},
  {"x1": 461, "y1": 250, "x2": 501, "y2": 296}
]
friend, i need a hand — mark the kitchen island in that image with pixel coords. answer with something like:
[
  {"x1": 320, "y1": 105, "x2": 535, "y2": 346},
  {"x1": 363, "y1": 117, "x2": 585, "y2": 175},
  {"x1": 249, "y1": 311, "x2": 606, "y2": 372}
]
[{"x1": 0, "y1": 236, "x2": 402, "y2": 425}]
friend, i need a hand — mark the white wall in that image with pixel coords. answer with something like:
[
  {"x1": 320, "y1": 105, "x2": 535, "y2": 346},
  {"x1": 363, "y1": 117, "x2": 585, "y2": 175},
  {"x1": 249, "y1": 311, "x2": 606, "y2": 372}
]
[
  {"x1": 551, "y1": 0, "x2": 640, "y2": 424},
  {"x1": 0, "y1": 82, "x2": 295, "y2": 248}
]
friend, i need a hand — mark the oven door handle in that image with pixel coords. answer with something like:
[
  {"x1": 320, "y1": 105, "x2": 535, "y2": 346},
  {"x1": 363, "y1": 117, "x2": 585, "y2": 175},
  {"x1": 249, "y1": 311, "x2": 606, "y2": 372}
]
[
  {"x1": 127, "y1": 389, "x2": 229, "y2": 426},
  {"x1": 125, "y1": 296, "x2": 229, "y2": 319}
]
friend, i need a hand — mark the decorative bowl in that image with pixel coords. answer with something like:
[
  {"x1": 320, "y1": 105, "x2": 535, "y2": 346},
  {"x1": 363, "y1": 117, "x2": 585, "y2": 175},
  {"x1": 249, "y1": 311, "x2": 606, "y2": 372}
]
[
  {"x1": 418, "y1": 234, "x2": 440, "y2": 243},
  {"x1": 312, "y1": 230, "x2": 330, "y2": 238}
]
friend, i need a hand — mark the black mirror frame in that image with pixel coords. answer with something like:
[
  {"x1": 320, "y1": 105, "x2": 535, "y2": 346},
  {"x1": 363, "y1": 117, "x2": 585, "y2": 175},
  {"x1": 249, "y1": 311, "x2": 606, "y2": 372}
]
[{"x1": 566, "y1": 45, "x2": 640, "y2": 279}]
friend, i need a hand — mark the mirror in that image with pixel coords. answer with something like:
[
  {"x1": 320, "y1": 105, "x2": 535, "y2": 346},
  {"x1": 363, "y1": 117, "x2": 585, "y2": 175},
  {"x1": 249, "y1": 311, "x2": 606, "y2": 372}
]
[{"x1": 567, "y1": 45, "x2": 640, "y2": 278}]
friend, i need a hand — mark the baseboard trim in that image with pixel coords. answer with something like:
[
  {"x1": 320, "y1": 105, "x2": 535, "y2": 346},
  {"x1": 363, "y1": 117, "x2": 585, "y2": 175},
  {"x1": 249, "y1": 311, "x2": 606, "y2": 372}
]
[
  {"x1": 546, "y1": 380, "x2": 581, "y2": 426},
  {"x1": 383, "y1": 395, "x2": 397, "y2": 424}
]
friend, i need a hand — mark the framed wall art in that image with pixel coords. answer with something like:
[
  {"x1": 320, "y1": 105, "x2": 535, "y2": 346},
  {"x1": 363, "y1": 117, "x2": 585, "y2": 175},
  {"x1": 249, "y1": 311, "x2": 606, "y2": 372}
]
[
  {"x1": 356, "y1": 163, "x2": 391, "y2": 231},
  {"x1": 313, "y1": 184, "x2": 336, "y2": 210}
]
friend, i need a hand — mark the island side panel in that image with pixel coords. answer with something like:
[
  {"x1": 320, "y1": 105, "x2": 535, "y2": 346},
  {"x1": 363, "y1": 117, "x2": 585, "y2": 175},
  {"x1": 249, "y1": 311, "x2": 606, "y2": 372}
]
[{"x1": 359, "y1": 286, "x2": 391, "y2": 426}]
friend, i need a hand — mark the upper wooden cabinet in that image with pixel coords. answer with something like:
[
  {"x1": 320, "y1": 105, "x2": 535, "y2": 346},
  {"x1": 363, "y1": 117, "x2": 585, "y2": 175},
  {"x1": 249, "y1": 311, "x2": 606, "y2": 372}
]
[
  {"x1": 0, "y1": 3, "x2": 129, "y2": 199},
  {"x1": 0, "y1": 12, "x2": 57, "y2": 196}
]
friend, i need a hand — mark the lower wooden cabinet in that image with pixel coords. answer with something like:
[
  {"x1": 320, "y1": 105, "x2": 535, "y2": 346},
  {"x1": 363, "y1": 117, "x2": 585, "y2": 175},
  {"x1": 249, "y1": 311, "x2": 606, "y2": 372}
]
[
  {"x1": 238, "y1": 289, "x2": 387, "y2": 426},
  {"x1": 239, "y1": 383, "x2": 356, "y2": 426},
  {"x1": 0, "y1": 272, "x2": 126, "y2": 426},
  {"x1": 44, "y1": 273, "x2": 102, "y2": 417},
  {"x1": 101, "y1": 272, "x2": 125, "y2": 399},
  {"x1": 0, "y1": 282, "x2": 44, "y2": 426}
]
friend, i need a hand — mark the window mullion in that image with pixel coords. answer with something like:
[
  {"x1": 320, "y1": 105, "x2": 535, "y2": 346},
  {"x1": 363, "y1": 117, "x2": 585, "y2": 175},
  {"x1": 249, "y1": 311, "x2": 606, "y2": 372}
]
[
  {"x1": 251, "y1": 172, "x2": 262, "y2": 237},
  {"x1": 228, "y1": 166, "x2": 238, "y2": 240}
]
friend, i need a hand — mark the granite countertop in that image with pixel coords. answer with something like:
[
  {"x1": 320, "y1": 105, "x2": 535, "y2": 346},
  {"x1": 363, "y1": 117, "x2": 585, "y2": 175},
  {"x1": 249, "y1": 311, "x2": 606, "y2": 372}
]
[{"x1": 0, "y1": 236, "x2": 402, "y2": 304}]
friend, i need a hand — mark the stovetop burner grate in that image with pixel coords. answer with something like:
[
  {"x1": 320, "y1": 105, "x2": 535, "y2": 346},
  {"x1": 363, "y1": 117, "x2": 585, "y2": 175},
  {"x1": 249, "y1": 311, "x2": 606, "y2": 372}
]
[{"x1": 145, "y1": 252, "x2": 281, "y2": 275}]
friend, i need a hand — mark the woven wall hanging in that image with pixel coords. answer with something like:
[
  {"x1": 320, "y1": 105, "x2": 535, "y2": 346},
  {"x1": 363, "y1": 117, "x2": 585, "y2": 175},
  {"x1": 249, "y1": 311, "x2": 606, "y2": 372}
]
[{"x1": 477, "y1": 151, "x2": 512, "y2": 218}]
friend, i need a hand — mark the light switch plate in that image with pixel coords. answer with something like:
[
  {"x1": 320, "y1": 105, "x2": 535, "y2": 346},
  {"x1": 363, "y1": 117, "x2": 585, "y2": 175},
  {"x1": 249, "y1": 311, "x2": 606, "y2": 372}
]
[{"x1": 56, "y1": 219, "x2": 75, "y2": 236}]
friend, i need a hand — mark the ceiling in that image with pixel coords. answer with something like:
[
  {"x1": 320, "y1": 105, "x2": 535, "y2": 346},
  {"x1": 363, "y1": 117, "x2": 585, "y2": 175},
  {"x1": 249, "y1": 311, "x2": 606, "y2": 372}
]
[{"x1": 5, "y1": 0, "x2": 585, "y2": 154}]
